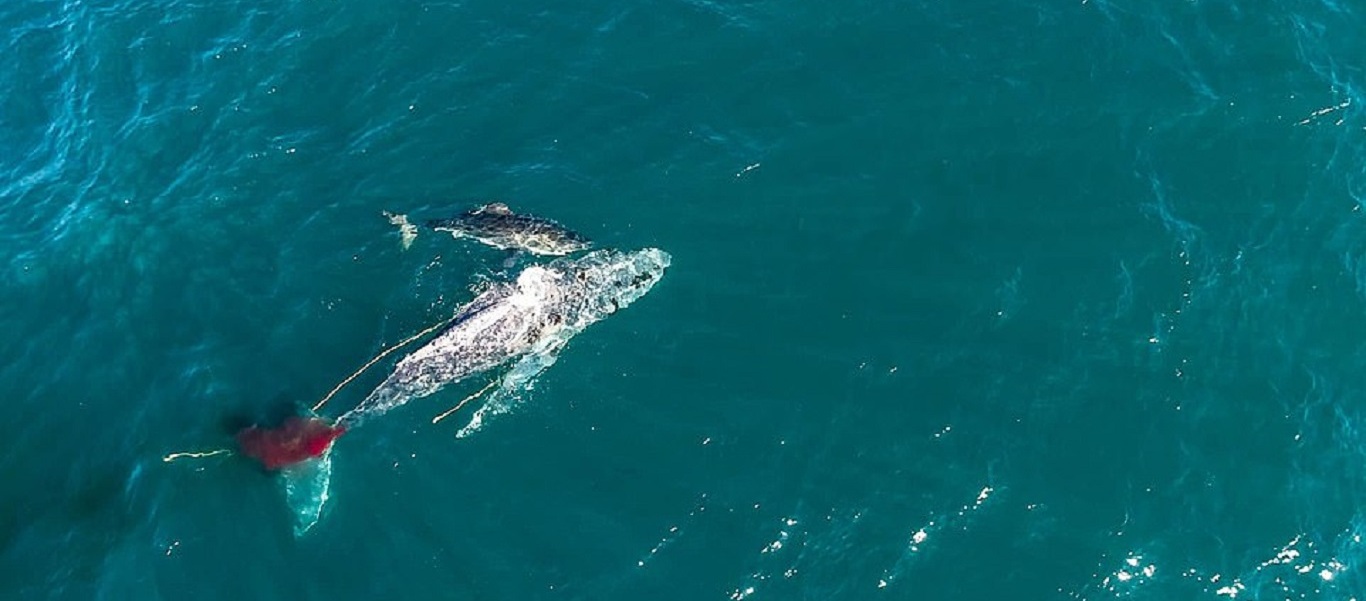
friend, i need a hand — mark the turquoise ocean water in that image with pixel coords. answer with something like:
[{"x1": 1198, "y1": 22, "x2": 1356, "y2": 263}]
[{"x1": 4, "y1": 0, "x2": 1366, "y2": 598}]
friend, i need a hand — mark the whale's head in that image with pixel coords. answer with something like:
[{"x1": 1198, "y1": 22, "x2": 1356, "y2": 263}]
[{"x1": 550, "y1": 248, "x2": 671, "y2": 325}]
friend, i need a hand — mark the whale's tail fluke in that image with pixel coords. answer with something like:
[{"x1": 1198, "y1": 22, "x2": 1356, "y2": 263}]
[
  {"x1": 235, "y1": 415, "x2": 345, "y2": 536},
  {"x1": 383, "y1": 211, "x2": 419, "y2": 250},
  {"x1": 281, "y1": 450, "x2": 333, "y2": 536}
]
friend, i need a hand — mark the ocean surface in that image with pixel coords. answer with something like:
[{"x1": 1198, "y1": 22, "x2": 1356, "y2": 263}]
[{"x1": 3, "y1": 0, "x2": 1366, "y2": 599}]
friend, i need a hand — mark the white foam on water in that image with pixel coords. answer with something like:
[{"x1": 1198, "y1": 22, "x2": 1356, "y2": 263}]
[{"x1": 879, "y1": 482, "x2": 1001, "y2": 588}]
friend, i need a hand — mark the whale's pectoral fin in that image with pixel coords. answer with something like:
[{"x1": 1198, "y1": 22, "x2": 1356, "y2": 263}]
[
  {"x1": 281, "y1": 449, "x2": 333, "y2": 537},
  {"x1": 455, "y1": 341, "x2": 565, "y2": 439},
  {"x1": 501, "y1": 249, "x2": 520, "y2": 270}
]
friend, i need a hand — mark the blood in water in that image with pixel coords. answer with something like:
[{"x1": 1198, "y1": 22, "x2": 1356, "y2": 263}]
[{"x1": 236, "y1": 416, "x2": 346, "y2": 470}]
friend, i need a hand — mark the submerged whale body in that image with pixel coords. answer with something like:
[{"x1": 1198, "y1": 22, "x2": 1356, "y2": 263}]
[
  {"x1": 425, "y1": 202, "x2": 592, "y2": 256},
  {"x1": 339, "y1": 247, "x2": 670, "y2": 425}
]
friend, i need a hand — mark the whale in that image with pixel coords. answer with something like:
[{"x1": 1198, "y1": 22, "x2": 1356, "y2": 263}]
[
  {"x1": 339, "y1": 246, "x2": 670, "y2": 426},
  {"x1": 271, "y1": 247, "x2": 669, "y2": 535},
  {"x1": 424, "y1": 202, "x2": 592, "y2": 256}
]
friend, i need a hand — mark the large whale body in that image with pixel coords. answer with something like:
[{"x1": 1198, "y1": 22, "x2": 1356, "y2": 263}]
[
  {"x1": 277, "y1": 248, "x2": 669, "y2": 535},
  {"x1": 338, "y1": 247, "x2": 671, "y2": 426}
]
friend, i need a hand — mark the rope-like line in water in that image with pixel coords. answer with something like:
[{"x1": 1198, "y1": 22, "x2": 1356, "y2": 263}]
[
  {"x1": 163, "y1": 449, "x2": 232, "y2": 463},
  {"x1": 311, "y1": 314, "x2": 457, "y2": 413},
  {"x1": 165, "y1": 313, "x2": 459, "y2": 464},
  {"x1": 432, "y1": 379, "x2": 499, "y2": 424}
]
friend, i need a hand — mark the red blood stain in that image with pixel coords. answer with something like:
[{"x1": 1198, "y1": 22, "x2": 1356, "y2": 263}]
[{"x1": 236, "y1": 416, "x2": 346, "y2": 470}]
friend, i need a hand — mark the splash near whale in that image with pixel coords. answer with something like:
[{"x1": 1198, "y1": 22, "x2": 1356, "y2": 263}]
[{"x1": 230, "y1": 247, "x2": 670, "y2": 533}]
